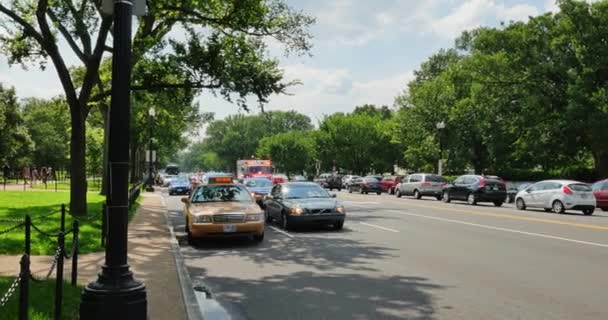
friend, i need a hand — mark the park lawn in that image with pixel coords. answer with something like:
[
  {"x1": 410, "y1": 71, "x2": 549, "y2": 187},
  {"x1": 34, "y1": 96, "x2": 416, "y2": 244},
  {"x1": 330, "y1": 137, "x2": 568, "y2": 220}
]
[
  {"x1": 0, "y1": 191, "x2": 139, "y2": 255},
  {"x1": 0, "y1": 276, "x2": 81, "y2": 320}
]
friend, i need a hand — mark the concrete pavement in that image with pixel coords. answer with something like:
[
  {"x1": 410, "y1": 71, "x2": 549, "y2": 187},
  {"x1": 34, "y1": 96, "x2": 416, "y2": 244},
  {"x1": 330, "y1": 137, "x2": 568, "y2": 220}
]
[{"x1": 165, "y1": 189, "x2": 608, "y2": 320}]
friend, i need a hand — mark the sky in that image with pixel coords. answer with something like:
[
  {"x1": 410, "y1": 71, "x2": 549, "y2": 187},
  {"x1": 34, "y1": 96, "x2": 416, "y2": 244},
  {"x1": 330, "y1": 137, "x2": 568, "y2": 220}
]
[{"x1": 0, "y1": 0, "x2": 576, "y2": 126}]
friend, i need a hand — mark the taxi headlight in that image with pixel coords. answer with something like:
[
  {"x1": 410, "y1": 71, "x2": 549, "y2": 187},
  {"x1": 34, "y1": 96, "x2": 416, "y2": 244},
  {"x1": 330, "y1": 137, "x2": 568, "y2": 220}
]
[
  {"x1": 246, "y1": 214, "x2": 263, "y2": 221},
  {"x1": 289, "y1": 207, "x2": 305, "y2": 215},
  {"x1": 336, "y1": 206, "x2": 345, "y2": 214},
  {"x1": 193, "y1": 215, "x2": 212, "y2": 223}
]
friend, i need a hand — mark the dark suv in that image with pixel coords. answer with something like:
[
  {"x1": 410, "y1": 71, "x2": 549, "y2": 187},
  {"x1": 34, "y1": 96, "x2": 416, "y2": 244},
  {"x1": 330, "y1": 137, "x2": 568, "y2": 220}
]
[{"x1": 442, "y1": 175, "x2": 507, "y2": 206}]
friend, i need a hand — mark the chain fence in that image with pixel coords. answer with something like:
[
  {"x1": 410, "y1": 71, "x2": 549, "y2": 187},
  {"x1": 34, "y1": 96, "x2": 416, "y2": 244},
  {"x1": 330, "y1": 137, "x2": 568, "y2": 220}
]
[{"x1": 0, "y1": 275, "x2": 20, "y2": 308}]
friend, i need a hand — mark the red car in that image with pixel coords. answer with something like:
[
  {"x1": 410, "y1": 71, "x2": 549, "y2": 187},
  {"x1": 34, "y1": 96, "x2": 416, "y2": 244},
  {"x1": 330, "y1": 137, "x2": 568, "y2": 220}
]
[
  {"x1": 272, "y1": 174, "x2": 288, "y2": 184},
  {"x1": 380, "y1": 175, "x2": 405, "y2": 194},
  {"x1": 592, "y1": 179, "x2": 608, "y2": 211}
]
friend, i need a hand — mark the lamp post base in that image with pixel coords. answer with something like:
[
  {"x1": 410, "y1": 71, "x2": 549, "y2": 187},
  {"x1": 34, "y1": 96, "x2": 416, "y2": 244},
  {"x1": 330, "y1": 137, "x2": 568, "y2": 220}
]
[{"x1": 80, "y1": 269, "x2": 147, "y2": 320}]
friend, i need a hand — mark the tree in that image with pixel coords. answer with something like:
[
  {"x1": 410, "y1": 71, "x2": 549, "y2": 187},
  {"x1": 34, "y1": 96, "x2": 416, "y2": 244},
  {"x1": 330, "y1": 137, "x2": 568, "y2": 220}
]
[
  {"x1": 0, "y1": 0, "x2": 314, "y2": 214},
  {"x1": 21, "y1": 98, "x2": 70, "y2": 170},
  {"x1": 256, "y1": 131, "x2": 315, "y2": 176},
  {"x1": 314, "y1": 113, "x2": 398, "y2": 175},
  {"x1": 353, "y1": 104, "x2": 393, "y2": 120},
  {"x1": 0, "y1": 84, "x2": 33, "y2": 169},
  {"x1": 205, "y1": 111, "x2": 313, "y2": 172}
]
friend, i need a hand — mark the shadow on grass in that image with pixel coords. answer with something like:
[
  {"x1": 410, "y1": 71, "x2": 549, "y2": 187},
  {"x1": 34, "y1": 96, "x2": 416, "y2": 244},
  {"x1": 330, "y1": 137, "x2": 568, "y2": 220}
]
[{"x1": 190, "y1": 268, "x2": 447, "y2": 320}]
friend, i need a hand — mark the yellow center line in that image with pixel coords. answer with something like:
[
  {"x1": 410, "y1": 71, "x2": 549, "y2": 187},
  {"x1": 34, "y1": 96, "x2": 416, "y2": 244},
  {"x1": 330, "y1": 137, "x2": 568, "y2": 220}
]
[{"x1": 399, "y1": 202, "x2": 608, "y2": 231}]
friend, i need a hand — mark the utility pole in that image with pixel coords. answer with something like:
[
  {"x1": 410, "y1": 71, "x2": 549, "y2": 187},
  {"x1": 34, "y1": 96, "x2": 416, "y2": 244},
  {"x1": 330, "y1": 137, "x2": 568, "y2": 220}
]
[{"x1": 80, "y1": 1, "x2": 147, "y2": 318}]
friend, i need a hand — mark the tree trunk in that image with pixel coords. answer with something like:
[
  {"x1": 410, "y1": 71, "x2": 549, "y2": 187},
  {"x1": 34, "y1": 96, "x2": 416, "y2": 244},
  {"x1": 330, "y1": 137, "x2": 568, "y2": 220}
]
[
  {"x1": 594, "y1": 150, "x2": 608, "y2": 179},
  {"x1": 70, "y1": 108, "x2": 87, "y2": 216}
]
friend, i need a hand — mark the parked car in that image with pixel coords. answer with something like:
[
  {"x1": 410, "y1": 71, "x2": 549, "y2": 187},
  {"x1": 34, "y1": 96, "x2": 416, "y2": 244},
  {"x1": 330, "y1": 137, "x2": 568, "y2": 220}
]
[
  {"x1": 506, "y1": 182, "x2": 533, "y2": 203},
  {"x1": 348, "y1": 176, "x2": 382, "y2": 195},
  {"x1": 168, "y1": 177, "x2": 192, "y2": 196},
  {"x1": 263, "y1": 182, "x2": 345, "y2": 230},
  {"x1": 515, "y1": 180, "x2": 596, "y2": 215},
  {"x1": 396, "y1": 173, "x2": 446, "y2": 200},
  {"x1": 381, "y1": 175, "x2": 405, "y2": 194},
  {"x1": 592, "y1": 179, "x2": 608, "y2": 211},
  {"x1": 342, "y1": 175, "x2": 361, "y2": 189},
  {"x1": 314, "y1": 173, "x2": 332, "y2": 187},
  {"x1": 272, "y1": 174, "x2": 288, "y2": 184},
  {"x1": 326, "y1": 175, "x2": 343, "y2": 191},
  {"x1": 442, "y1": 175, "x2": 507, "y2": 206},
  {"x1": 162, "y1": 174, "x2": 177, "y2": 187}
]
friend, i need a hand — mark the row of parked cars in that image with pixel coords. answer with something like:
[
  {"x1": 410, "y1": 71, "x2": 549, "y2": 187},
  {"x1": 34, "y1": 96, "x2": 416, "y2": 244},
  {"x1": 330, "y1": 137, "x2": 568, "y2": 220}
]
[{"x1": 317, "y1": 172, "x2": 608, "y2": 216}]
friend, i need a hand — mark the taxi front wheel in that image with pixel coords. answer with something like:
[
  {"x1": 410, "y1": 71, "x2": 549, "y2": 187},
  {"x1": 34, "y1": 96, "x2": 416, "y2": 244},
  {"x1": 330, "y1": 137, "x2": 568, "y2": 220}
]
[{"x1": 253, "y1": 233, "x2": 264, "y2": 243}]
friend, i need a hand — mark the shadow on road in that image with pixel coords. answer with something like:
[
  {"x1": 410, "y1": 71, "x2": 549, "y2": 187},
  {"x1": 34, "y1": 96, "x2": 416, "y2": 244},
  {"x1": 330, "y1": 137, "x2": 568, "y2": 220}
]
[{"x1": 190, "y1": 268, "x2": 447, "y2": 320}]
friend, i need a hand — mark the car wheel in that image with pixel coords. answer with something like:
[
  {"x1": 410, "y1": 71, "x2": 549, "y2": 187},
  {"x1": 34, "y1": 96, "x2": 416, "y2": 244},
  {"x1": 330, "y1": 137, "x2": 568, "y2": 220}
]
[
  {"x1": 467, "y1": 193, "x2": 477, "y2": 205},
  {"x1": 376, "y1": 191, "x2": 381, "y2": 195},
  {"x1": 338, "y1": 188, "x2": 342, "y2": 192},
  {"x1": 281, "y1": 212, "x2": 291, "y2": 230},
  {"x1": 414, "y1": 190, "x2": 421, "y2": 199},
  {"x1": 436, "y1": 195, "x2": 442, "y2": 201},
  {"x1": 516, "y1": 198, "x2": 526, "y2": 210},
  {"x1": 602, "y1": 208, "x2": 608, "y2": 212},
  {"x1": 348, "y1": 187, "x2": 353, "y2": 194},
  {"x1": 332, "y1": 221, "x2": 344, "y2": 230},
  {"x1": 365, "y1": 191, "x2": 369, "y2": 195},
  {"x1": 442, "y1": 191, "x2": 451, "y2": 203},
  {"x1": 185, "y1": 221, "x2": 195, "y2": 245},
  {"x1": 583, "y1": 208, "x2": 594, "y2": 215},
  {"x1": 552, "y1": 200, "x2": 565, "y2": 214},
  {"x1": 493, "y1": 201, "x2": 503, "y2": 207},
  {"x1": 389, "y1": 188, "x2": 394, "y2": 195},
  {"x1": 329, "y1": 187, "x2": 333, "y2": 191},
  {"x1": 396, "y1": 189, "x2": 402, "y2": 198},
  {"x1": 359, "y1": 188, "x2": 364, "y2": 194},
  {"x1": 253, "y1": 233, "x2": 264, "y2": 242}
]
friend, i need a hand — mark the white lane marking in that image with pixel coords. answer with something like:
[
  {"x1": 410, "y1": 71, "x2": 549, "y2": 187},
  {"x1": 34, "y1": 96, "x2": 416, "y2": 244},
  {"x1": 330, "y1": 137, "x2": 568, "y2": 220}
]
[
  {"x1": 269, "y1": 226, "x2": 294, "y2": 238},
  {"x1": 387, "y1": 210, "x2": 608, "y2": 248},
  {"x1": 342, "y1": 201, "x2": 379, "y2": 205},
  {"x1": 359, "y1": 222, "x2": 399, "y2": 233}
]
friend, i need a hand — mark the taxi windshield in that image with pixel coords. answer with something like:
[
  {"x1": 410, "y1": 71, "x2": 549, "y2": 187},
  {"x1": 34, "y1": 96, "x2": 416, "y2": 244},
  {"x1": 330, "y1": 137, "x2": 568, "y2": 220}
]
[
  {"x1": 284, "y1": 184, "x2": 330, "y2": 199},
  {"x1": 191, "y1": 185, "x2": 252, "y2": 203}
]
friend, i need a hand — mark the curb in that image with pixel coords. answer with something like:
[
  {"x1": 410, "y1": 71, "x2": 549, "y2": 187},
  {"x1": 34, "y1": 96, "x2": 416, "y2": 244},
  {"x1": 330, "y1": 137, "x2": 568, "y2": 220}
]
[{"x1": 160, "y1": 194, "x2": 206, "y2": 320}]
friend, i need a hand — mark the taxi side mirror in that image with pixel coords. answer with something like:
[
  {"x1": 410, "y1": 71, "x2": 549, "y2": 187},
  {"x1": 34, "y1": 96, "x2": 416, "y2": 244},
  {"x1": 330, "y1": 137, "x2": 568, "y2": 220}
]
[{"x1": 181, "y1": 197, "x2": 190, "y2": 204}]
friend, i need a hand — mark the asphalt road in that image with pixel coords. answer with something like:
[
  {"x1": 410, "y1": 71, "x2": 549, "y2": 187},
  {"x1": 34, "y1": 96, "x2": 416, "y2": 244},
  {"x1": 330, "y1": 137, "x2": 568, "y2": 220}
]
[{"x1": 164, "y1": 189, "x2": 608, "y2": 320}]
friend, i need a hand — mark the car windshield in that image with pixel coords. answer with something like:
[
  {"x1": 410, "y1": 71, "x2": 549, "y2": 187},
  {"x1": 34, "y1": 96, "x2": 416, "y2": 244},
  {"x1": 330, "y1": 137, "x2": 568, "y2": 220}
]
[
  {"x1": 284, "y1": 185, "x2": 330, "y2": 199},
  {"x1": 191, "y1": 185, "x2": 252, "y2": 203},
  {"x1": 364, "y1": 177, "x2": 379, "y2": 182},
  {"x1": 569, "y1": 183, "x2": 592, "y2": 192},
  {"x1": 245, "y1": 179, "x2": 272, "y2": 187}
]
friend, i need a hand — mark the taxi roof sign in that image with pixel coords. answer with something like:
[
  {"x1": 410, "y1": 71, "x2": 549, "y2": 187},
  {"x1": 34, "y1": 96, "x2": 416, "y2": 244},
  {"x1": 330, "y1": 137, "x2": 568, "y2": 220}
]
[{"x1": 208, "y1": 176, "x2": 233, "y2": 184}]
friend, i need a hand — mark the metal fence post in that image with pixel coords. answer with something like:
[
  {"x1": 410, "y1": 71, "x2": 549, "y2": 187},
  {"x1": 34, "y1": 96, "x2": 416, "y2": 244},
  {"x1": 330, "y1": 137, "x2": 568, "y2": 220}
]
[
  {"x1": 71, "y1": 220, "x2": 79, "y2": 287},
  {"x1": 25, "y1": 215, "x2": 31, "y2": 256},
  {"x1": 54, "y1": 233, "x2": 65, "y2": 320},
  {"x1": 19, "y1": 254, "x2": 29, "y2": 320},
  {"x1": 60, "y1": 204, "x2": 66, "y2": 233}
]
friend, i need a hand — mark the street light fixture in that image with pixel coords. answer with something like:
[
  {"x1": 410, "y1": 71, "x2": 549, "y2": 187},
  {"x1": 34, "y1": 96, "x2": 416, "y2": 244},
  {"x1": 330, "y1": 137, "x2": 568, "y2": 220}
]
[
  {"x1": 80, "y1": 1, "x2": 147, "y2": 318},
  {"x1": 436, "y1": 121, "x2": 446, "y2": 176}
]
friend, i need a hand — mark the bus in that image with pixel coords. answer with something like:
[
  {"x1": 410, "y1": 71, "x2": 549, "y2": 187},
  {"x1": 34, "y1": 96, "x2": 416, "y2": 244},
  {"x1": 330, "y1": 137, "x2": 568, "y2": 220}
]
[{"x1": 165, "y1": 164, "x2": 179, "y2": 175}]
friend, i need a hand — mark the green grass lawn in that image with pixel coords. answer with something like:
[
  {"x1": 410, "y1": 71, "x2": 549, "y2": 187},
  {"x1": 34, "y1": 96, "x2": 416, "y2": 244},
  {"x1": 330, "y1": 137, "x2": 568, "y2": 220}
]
[
  {"x1": 0, "y1": 276, "x2": 81, "y2": 320},
  {"x1": 0, "y1": 191, "x2": 140, "y2": 255}
]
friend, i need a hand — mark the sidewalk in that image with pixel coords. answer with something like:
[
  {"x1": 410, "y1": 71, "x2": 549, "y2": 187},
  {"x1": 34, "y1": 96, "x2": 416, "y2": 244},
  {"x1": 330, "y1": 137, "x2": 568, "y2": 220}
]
[{"x1": 0, "y1": 192, "x2": 188, "y2": 319}]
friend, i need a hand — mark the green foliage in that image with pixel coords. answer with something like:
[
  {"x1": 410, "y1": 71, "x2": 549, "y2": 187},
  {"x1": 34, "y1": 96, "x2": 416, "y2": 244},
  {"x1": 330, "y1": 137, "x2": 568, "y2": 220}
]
[
  {"x1": 0, "y1": 84, "x2": 34, "y2": 168},
  {"x1": 256, "y1": 131, "x2": 315, "y2": 175},
  {"x1": 314, "y1": 113, "x2": 400, "y2": 174},
  {"x1": 393, "y1": 0, "x2": 608, "y2": 177},
  {"x1": 0, "y1": 277, "x2": 82, "y2": 320},
  {"x1": 21, "y1": 97, "x2": 70, "y2": 170},
  {"x1": 204, "y1": 111, "x2": 313, "y2": 171}
]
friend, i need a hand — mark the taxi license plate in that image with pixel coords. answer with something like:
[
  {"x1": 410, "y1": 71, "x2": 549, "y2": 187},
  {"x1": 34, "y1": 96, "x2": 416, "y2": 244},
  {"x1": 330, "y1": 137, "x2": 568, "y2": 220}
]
[{"x1": 223, "y1": 225, "x2": 237, "y2": 233}]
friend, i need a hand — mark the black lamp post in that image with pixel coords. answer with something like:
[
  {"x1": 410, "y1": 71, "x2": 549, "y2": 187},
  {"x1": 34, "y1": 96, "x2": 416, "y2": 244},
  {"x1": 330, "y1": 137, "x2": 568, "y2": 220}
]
[
  {"x1": 146, "y1": 107, "x2": 155, "y2": 192},
  {"x1": 436, "y1": 121, "x2": 446, "y2": 176},
  {"x1": 80, "y1": 0, "x2": 147, "y2": 318}
]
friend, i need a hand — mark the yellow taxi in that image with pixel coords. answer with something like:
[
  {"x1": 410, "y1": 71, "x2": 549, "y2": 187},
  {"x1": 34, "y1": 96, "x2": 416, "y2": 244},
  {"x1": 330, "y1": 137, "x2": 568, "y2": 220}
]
[{"x1": 182, "y1": 175, "x2": 265, "y2": 244}]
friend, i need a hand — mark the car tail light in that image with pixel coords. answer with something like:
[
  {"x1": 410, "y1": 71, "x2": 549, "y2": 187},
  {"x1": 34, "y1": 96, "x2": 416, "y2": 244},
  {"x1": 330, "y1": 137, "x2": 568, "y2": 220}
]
[
  {"x1": 562, "y1": 186, "x2": 573, "y2": 195},
  {"x1": 479, "y1": 178, "x2": 486, "y2": 188},
  {"x1": 421, "y1": 182, "x2": 431, "y2": 187},
  {"x1": 440, "y1": 182, "x2": 447, "y2": 187}
]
